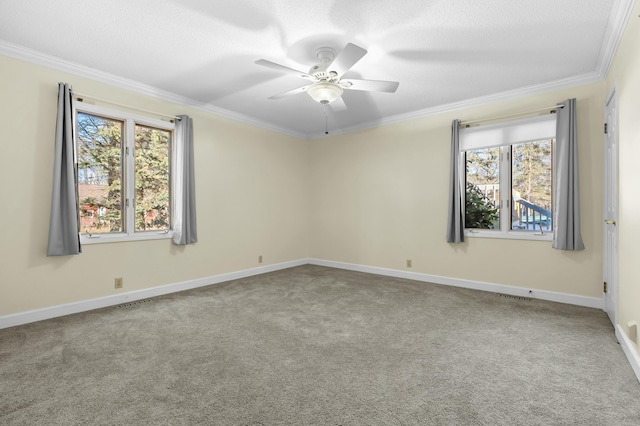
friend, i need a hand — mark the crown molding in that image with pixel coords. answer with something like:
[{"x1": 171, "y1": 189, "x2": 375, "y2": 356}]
[
  {"x1": 309, "y1": 1, "x2": 636, "y2": 140},
  {"x1": 2, "y1": 0, "x2": 634, "y2": 143},
  {"x1": 308, "y1": 70, "x2": 603, "y2": 140},
  {"x1": 0, "y1": 40, "x2": 307, "y2": 140},
  {"x1": 596, "y1": 0, "x2": 636, "y2": 79}
]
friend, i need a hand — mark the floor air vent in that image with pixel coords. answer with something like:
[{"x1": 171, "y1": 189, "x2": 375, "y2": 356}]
[
  {"x1": 117, "y1": 299, "x2": 152, "y2": 308},
  {"x1": 498, "y1": 294, "x2": 531, "y2": 301}
]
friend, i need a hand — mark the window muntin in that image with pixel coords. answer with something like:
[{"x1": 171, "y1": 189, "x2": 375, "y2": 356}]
[
  {"x1": 461, "y1": 115, "x2": 555, "y2": 240},
  {"x1": 74, "y1": 102, "x2": 174, "y2": 243}
]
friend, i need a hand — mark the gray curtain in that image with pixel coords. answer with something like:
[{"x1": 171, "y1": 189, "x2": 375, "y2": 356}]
[
  {"x1": 173, "y1": 115, "x2": 198, "y2": 245},
  {"x1": 446, "y1": 119, "x2": 464, "y2": 243},
  {"x1": 553, "y1": 98, "x2": 585, "y2": 250},
  {"x1": 47, "y1": 83, "x2": 81, "y2": 256}
]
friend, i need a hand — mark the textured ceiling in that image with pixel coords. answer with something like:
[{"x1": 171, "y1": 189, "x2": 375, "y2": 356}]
[{"x1": 0, "y1": 0, "x2": 631, "y2": 138}]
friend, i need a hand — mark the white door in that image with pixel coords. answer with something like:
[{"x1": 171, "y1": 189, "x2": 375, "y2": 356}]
[{"x1": 603, "y1": 89, "x2": 618, "y2": 324}]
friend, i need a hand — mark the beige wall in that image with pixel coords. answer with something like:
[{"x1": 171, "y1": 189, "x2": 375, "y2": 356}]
[
  {"x1": 606, "y1": 4, "x2": 640, "y2": 356},
  {"x1": 3, "y1": 21, "x2": 633, "y2": 324},
  {"x1": 310, "y1": 85, "x2": 606, "y2": 298},
  {"x1": 0, "y1": 54, "x2": 310, "y2": 317}
]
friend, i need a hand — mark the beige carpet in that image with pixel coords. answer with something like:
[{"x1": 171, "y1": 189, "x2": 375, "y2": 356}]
[{"x1": 1, "y1": 264, "x2": 639, "y2": 425}]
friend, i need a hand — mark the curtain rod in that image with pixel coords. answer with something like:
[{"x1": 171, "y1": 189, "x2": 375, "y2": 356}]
[
  {"x1": 459, "y1": 104, "x2": 564, "y2": 128},
  {"x1": 73, "y1": 92, "x2": 182, "y2": 121}
]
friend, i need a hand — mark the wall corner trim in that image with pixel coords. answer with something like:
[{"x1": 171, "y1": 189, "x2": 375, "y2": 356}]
[{"x1": 616, "y1": 324, "x2": 640, "y2": 384}]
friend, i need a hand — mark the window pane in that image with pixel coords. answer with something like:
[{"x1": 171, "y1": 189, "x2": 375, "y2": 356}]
[
  {"x1": 134, "y1": 124, "x2": 171, "y2": 232},
  {"x1": 465, "y1": 147, "x2": 500, "y2": 229},
  {"x1": 77, "y1": 112, "x2": 124, "y2": 233},
  {"x1": 511, "y1": 139, "x2": 553, "y2": 232}
]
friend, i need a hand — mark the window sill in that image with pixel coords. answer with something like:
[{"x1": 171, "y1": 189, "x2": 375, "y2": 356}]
[
  {"x1": 80, "y1": 231, "x2": 174, "y2": 245},
  {"x1": 464, "y1": 230, "x2": 553, "y2": 242}
]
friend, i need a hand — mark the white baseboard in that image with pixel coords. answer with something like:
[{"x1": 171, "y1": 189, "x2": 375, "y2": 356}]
[
  {"x1": 0, "y1": 258, "x2": 309, "y2": 330},
  {"x1": 616, "y1": 324, "x2": 640, "y2": 384},
  {"x1": 307, "y1": 258, "x2": 604, "y2": 309},
  {"x1": 0, "y1": 257, "x2": 605, "y2": 330},
  {"x1": 3, "y1": 257, "x2": 631, "y2": 382}
]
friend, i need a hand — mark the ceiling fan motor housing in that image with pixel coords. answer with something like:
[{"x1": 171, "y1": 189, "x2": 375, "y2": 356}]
[
  {"x1": 256, "y1": 42, "x2": 397, "y2": 107},
  {"x1": 308, "y1": 46, "x2": 340, "y2": 83},
  {"x1": 309, "y1": 66, "x2": 338, "y2": 82}
]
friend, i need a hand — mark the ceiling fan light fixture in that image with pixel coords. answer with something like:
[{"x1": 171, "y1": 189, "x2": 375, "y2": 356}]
[{"x1": 307, "y1": 82, "x2": 343, "y2": 104}]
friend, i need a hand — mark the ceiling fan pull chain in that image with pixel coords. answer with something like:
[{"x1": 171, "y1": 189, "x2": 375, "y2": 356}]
[{"x1": 324, "y1": 103, "x2": 329, "y2": 135}]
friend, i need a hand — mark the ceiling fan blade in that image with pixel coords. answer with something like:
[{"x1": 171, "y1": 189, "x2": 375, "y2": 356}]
[
  {"x1": 255, "y1": 59, "x2": 311, "y2": 79},
  {"x1": 328, "y1": 43, "x2": 367, "y2": 79},
  {"x1": 268, "y1": 85, "x2": 311, "y2": 100},
  {"x1": 330, "y1": 96, "x2": 347, "y2": 111},
  {"x1": 342, "y1": 79, "x2": 399, "y2": 93}
]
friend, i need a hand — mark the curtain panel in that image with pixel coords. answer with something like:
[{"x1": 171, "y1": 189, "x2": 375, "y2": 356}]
[
  {"x1": 172, "y1": 115, "x2": 198, "y2": 245},
  {"x1": 47, "y1": 83, "x2": 81, "y2": 256},
  {"x1": 553, "y1": 98, "x2": 585, "y2": 250},
  {"x1": 446, "y1": 119, "x2": 464, "y2": 243}
]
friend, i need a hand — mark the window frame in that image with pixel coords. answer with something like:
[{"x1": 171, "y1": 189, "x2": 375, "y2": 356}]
[
  {"x1": 461, "y1": 115, "x2": 556, "y2": 242},
  {"x1": 74, "y1": 102, "x2": 175, "y2": 245}
]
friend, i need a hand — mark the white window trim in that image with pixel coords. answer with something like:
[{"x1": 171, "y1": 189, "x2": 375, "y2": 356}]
[
  {"x1": 465, "y1": 227, "x2": 554, "y2": 242},
  {"x1": 74, "y1": 102, "x2": 175, "y2": 244},
  {"x1": 461, "y1": 114, "x2": 555, "y2": 242},
  {"x1": 81, "y1": 230, "x2": 174, "y2": 245}
]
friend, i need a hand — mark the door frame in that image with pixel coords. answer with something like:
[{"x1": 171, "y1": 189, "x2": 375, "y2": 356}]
[{"x1": 603, "y1": 85, "x2": 619, "y2": 324}]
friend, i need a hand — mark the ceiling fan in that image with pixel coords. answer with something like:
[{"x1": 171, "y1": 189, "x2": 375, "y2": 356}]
[{"x1": 255, "y1": 43, "x2": 399, "y2": 111}]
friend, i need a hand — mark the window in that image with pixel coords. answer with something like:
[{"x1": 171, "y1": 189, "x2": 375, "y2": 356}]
[
  {"x1": 75, "y1": 102, "x2": 174, "y2": 243},
  {"x1": 461, "y1": 115, "x2": 555, "y2": 240}
]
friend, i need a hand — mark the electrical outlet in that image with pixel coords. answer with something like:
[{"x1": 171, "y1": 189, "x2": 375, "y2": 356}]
[
  {"x1": 258, "y1": 255, "x2": 263, "y2": 264},
  {"x1": 406, "y1": 259, "x2": 412, "y2": 268},
  {"x1": 114, "y1": 277, "x2": 123, "y2": 289}
]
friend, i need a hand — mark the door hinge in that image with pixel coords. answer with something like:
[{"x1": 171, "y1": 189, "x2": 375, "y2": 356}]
[
  {"x1": 604, "y1": 281, "x2": 607, "y2": 293},
  {"x1": 604, "y1": 123, "x2": 608, "y2": 134}
]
